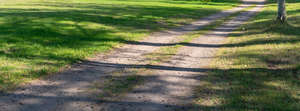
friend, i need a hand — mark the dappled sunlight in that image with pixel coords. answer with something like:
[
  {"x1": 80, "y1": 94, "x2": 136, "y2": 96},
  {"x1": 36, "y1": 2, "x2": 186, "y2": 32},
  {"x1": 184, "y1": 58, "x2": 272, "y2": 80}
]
[
  {"x1": 196, "y1": 96, "x2": 225, "y2": 107},
  {"x1": 264, "y1": 81, "x2": 289, "y2": 89}
]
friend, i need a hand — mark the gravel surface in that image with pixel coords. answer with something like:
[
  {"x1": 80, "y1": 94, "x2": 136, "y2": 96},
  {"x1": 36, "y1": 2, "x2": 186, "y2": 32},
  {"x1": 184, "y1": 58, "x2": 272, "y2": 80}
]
[{"x1": 0, "y1": 0, "x2": 263, "y2": 111}]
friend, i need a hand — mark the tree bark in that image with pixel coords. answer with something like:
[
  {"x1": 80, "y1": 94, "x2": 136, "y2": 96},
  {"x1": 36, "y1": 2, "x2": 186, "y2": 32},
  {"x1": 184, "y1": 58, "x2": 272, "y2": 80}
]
[{"x1": 277, "y1": 0, "x2": 287, "y2": 23}]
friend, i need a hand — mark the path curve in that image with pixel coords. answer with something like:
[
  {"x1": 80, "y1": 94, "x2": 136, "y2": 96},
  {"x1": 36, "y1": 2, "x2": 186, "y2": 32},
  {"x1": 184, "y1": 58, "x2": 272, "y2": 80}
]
[{"x1": 0, "y1": 0, "x2": 263, "y2": 111}]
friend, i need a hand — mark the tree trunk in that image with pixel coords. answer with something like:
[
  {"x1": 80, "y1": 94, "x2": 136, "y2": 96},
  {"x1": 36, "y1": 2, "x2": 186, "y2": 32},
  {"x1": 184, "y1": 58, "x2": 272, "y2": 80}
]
[{"x1": 277, "y1": 0, "x2": 287, "y2": 23}]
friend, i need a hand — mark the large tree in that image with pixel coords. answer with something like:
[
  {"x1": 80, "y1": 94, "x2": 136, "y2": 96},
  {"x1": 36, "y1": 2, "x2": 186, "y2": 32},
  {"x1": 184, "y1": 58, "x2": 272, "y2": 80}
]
[{"x1": 277, "y1": 0, "x2": 287, "y2": 23}]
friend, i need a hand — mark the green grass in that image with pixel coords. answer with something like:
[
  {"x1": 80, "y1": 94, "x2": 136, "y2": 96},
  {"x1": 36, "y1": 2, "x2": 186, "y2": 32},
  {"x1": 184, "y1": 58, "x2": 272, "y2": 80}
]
[
  {"x1": 91, "y1": 69, "x2": 147, "y2": 100},
  {"x1": 0, "y1": 0, "x2": 240, "y2": 90},
  {"x1": 194, "y1": 0, "x2": 300, "y2": 110}
]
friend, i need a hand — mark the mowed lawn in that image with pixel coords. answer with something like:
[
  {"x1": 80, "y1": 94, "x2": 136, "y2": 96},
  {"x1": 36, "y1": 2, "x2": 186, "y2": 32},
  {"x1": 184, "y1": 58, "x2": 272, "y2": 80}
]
[
  {"x1": 195, "y1": 0, "x2": 300, "y2": 110},
  {"x1": 0, "y1": 0, "x2": 240, "y2": 90}
]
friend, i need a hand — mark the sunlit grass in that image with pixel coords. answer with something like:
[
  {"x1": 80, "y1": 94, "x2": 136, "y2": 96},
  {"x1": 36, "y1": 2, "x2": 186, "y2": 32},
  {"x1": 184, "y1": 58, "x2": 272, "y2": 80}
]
[{"x1": 194, "y1": 0, "x2": 300, "y2": 110}]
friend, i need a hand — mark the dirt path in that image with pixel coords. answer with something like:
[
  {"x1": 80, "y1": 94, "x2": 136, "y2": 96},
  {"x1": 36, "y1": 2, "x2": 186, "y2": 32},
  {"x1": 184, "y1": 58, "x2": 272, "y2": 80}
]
[
  {"x1": 0, "y1": 0, "x2": 263, "y2": 111},
  {"x1": 100, "y1": 1, "x2": 265, "y2": 111}
]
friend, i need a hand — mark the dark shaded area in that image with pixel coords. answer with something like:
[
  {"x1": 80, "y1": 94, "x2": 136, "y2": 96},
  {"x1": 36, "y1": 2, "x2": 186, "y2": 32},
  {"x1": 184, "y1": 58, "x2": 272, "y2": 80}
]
[
  {"x1": 83, "y1": 61, "x2": 210, "y2": 72},
  {"x1": 268, "y1": 0, "x2": 300, "y2": 3}
]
